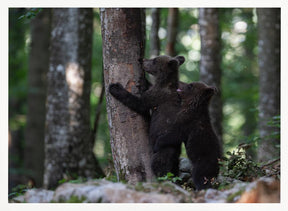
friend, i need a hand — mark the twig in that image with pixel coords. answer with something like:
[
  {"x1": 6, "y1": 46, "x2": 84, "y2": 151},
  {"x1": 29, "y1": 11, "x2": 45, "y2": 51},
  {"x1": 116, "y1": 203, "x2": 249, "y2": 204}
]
[{"x1": 261, "y1": 158, "x2": 280, "y2": 168}]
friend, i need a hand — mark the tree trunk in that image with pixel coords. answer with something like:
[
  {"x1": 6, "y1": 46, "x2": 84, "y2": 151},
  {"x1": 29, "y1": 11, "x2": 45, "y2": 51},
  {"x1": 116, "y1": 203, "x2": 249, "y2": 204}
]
[
  {"x1": 199, "y1": 8, "x2": 223, "y2": 154},
  {"x1": 25, "y1": 9, "x2": 51, "y2": 188},
  {"x1": 9, "y1": 8, "x2": 29, "y2": 192},
  {"x1": 239, "y1": 9, "x2": 258, "y2": 140},
  {"x1": 100, "y1": 8, "x2": 153, "y2": 184},
  {"x1": 165, "y1": 8, "x2": 179, "y2": 56},
  {"x1": 44, "y1": 8, "x2": 104, "y2": 189},
  {"x1": 257, "y1": 8, "x2": 280, "y2": 162},
  {"x1": 150, "y1": 8, "x2": 160, "y2": 58}
]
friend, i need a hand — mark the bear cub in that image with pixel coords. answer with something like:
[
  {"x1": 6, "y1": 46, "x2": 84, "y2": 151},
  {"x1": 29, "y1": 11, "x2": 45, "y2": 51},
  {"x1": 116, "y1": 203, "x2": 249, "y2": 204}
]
[
  {"x1": 109, "y1": 55, "x2": 185, "y2": 177},
  {"x1": 177, "y1": 82, "x2": 221, "y2": 190},
  {"x1": 153, "y1": 82, "x2": 221, "y2": 190}
]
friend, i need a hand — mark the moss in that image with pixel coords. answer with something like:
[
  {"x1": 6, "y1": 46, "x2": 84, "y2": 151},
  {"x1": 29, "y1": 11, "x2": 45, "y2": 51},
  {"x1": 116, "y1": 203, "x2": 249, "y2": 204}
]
[
  {"x1": 57, "y1": 195, "x2": 87, "y2": 203},
  {"x1": 158, "y1": 182, "x2": 182, "y2": 195},
  {"x1": 133, "y1": 182, "x2": 145, "y2": 192},
  {"x1": 226, "y1": 190, "x2": 244, "y2": 203}
]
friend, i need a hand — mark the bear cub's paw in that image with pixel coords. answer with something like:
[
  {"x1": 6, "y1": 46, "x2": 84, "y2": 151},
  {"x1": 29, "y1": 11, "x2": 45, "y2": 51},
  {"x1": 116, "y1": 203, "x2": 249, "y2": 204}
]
[{"x1": 109, "y1": 83, "x2": 125, "y2": 96}]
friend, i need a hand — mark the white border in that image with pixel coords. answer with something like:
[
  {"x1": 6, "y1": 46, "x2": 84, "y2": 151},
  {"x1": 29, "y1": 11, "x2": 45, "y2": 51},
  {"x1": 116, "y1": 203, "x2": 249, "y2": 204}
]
[{"x1": 4, "y1": 0, "x2": 287, "y2": 8}]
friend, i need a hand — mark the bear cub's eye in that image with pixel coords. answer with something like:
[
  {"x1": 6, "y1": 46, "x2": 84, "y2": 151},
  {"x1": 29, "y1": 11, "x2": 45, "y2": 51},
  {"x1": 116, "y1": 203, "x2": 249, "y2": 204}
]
[{"x1": 188, "y1": 84, "x2": 194, "y2": 89}]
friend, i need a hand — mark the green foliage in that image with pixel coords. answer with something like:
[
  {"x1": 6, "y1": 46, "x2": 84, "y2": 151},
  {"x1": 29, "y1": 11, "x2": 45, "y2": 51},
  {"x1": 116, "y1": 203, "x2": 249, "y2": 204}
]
[
  {"x1": 267, "y1": 115, "x2": 280, "y2": 128},
  {"x1": 105, "y1": 173, "x2": 118, "y2": 183},
  {"x1": 57, "y1": 178, "x2": 67, "y2": 185},
  {"x1": 9, "y1": 8, "x2": 29, "y2": 123},
  {"x1": 157, "y1": 172, "x2": 182, "y2": 183},
  {"x1": 145, "y1": 8, "x2": 260, "y2": 153},
  {"x1": 219, "y1": 144, "x2": 265, "y2": 182},
  {"x1": 18, "y1": 8, "x2": 42, "y2": 20},
  {"x1": 266, "y1": 115, "x2": 280, "y2": 140},
  {"x1": 91, "y1": 9, "x2": 111, "y2": 164},
  {"x1": 58, "y1": 177, "x2": 88, "y2": 185},
  {"x1": 220, "y1": 8, "x2": 259, "y2": 151},
  {"x1": 57, "y1": 195, "x2": 87, "y2": 203},
  {"x1": 226, "y1": 189, "x2": 245, "y2": 202},
  {"x1": 145, "y1": 8, "x2": 200, "y2": 82},
  {"x1": 9, "y1": 9, "x2": 30, "y2": 179},
  {"x1": 8, "y1": 184, "x2": 30, "y2": 199}
]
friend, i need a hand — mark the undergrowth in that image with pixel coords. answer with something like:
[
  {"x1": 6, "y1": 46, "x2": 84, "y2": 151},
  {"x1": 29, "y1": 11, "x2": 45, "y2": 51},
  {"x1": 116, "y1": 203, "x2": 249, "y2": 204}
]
[{"x1": 219, "y1": 143, "x2": 265, "y2": 182}]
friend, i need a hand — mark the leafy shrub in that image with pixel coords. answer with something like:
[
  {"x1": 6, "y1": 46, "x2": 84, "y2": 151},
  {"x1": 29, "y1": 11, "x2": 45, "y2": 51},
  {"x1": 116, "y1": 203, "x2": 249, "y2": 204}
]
[
  {"x1": 219, "y1": 144, "x2": 265, "y2": 182},
  {"x1": 157, "y1": 172, "x2": 182, "y2": 183}
]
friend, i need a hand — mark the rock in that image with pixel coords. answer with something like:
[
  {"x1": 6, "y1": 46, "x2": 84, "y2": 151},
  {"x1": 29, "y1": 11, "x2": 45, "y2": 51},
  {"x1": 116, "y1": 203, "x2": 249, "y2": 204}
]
[
  {"x1": 217, "y1": 175, "x2": 242, "y2": 185},
  {"x1": 54, "y1": 180, "x2": 179, "y2": 203},
  {"x1": 179, "y1": 157, "x2": 194, "y2": 187},
  {"x1": 179, "y1": 172, "x2": 191, "y2": 181},
  {"x1": 204, "y1": 183, "x2": 247, "y2": 203},
  {"x1": 237, "y1": 177, "x2": 280, "y2": 203},
  {"x1": 14, "y1": 179, "x2": 190, "y2": 203},
  {"x1": 179, "y1": 157, "x2": 193, "y2": 173},
  {"x1": 11, "y1": 177, "x2": 280, "y2": 203},
  {"x1": 10, "y1": 195, "x2": 25, "y2": 203},
  {"x1": 23, "y1": 189, "x2": 54, "y2": 203},
  {"x1": 204, "y1": 177, "x2": 280, "y2": 203}
]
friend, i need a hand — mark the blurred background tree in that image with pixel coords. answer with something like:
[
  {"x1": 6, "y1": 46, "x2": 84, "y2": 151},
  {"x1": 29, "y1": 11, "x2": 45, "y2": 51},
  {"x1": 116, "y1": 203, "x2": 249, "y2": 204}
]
[
  {"x1": 149, "y1": 8, "x2": 160, "y2": 58},
  {"x1": 43, "y1": 8, "x2": 104, "y2": 189},
  {"x1": 256, "y1": 8, "x2": 280, "y2": 162},
  {"x1": 219, "y1": 8, "x2": 260, "y2": 155},
  {"x1": 166, "y1": 8, "x2": 179, "y2": 56},
  {"x1": 24, "y1": 8, "x2": 51, "y2": 188},
  {"x1": 9, "y1": 8, "x2": 30, "y2": 192},
  {"x1": 198, "y1": 8, "x2": 223, "y2": 154}
]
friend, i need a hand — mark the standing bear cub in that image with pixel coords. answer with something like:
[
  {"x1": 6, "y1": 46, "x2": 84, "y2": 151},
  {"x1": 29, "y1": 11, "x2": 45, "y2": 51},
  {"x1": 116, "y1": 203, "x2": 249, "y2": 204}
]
[
  {"x1": 109, "y1": 55, "x2": 185, "y2": 177},
  {"x1": 155, "y1": 82, "x2": 221, "y2": 190},
  {"x1": 177, "y1": 82, "x2": 221, "y2": 190}
]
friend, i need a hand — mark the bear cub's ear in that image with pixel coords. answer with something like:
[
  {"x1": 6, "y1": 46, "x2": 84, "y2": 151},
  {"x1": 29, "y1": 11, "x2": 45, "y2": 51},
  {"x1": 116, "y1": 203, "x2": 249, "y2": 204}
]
[
  {"x1": 175, "y1": 56, "x2": 185, "y2": 65},
  {"x1": 204, "y1": 86, "x2": 218, "y2": 98},
  {"x1": 168, "y1": 56, "x2": 185, "y2": 67},
  {"x1": 168, "y1": 59, "x2": 179, "y2": 67}
]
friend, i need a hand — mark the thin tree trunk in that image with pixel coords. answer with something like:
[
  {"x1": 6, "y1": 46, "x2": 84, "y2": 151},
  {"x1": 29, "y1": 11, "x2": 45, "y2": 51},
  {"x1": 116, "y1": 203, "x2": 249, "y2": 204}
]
[
  {"x1": 199, "y1": 8, "x2": 223, "y2": 154},
  {"x1": 165, "y1": 8, "x2": 179, "y2": 56},
  {"x1": 25, "y1": 9, "x2": 51, "y2": 188},
  {"x1": 101, "y1": 8, "x2": 153, "y2": 184},
  {"x1": 9, "y1": 8, "x2": 29, "y2": 192},
  {"x1": 240, "y1": 9, "x2": 258, "y2": 142},
  {"x1": 44, "y1": 8, "x2": 104, "y2": 189},
  {"x1": 150, "y1": 8, "x2": 160, "y2": 58},
  {"x1": 257, "y1": 8, "x2": 280, "y2": 162}
]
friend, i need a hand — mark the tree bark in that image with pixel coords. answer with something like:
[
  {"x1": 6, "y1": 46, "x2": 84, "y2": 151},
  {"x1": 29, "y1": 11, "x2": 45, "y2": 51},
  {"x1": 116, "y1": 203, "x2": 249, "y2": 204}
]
[
  {"x1": 165, "y1": 8, "x2": 179, "y2": 56},
  {"x1": 257, "y1": 8, "x2": 280, "y2": 162},
  {"x1": 25, "y1": 9, "x2": 51, "y2": 188},
  {"x1": 44, "y1": 8, "x2": 104, "y2": 189},
  {"x1": 150, "y1": 8, "x2": 160, "y2": 58},
  {"x1": 199, "y1": 8, "x2": 223, "y2": 154},
  {"x1": 101, "y1": 8, "x2": 153, "y2": 184}
]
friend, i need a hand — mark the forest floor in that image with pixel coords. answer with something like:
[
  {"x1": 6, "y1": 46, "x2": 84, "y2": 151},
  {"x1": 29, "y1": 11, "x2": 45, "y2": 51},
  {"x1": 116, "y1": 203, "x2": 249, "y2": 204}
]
[
  {"x1": 10, "y1": 156, "x2": 280, "y2": 203},
  {"x1": 9, "y1": 146, "x2": 281, "y2": 203},
  {"x1": 10, "y1": 176, "x2": 279, "y2": 203}
]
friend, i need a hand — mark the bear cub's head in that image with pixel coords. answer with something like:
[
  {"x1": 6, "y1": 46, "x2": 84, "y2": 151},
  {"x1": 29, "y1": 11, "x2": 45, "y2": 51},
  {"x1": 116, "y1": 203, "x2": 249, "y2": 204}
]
[
  {"x1": 177, "y1": 82, "x2": 217, "y2": 109},
  {"x1": 140, "y1": 55, "x2": 185, "y2": 83}
]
